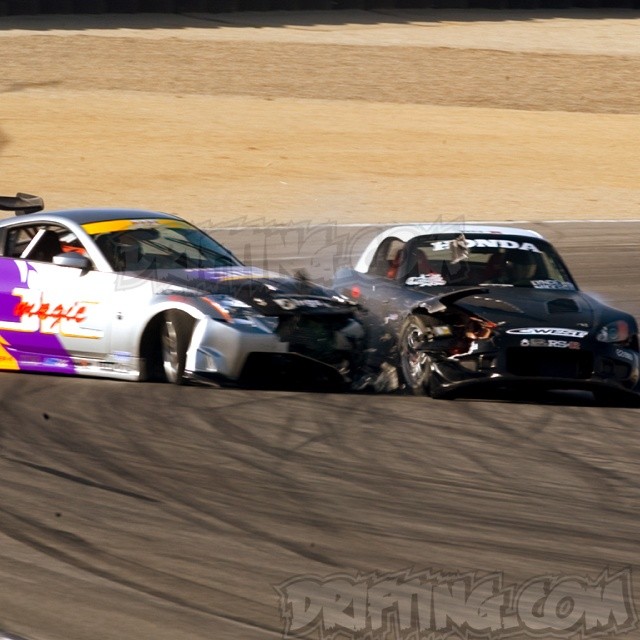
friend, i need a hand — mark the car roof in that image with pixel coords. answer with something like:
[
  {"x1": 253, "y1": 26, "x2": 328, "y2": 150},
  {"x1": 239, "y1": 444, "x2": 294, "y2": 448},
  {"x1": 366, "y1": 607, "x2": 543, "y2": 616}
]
[
  {"x1": 0, "y1": 207, "x2": 184, "y2": 228},
  {"x1": 355, "y1": 223, "x2": 546, "y2": 273},
  {"x1": 369, "y1": 223, "x2": 543, "y2": 243}
]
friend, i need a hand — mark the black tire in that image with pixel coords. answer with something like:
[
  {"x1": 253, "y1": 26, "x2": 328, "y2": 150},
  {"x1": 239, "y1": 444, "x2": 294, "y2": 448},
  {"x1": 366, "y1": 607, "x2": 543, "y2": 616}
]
[
  {"x1": 399, "y1": 314, "x2": 437, "y2": 396},
  {"x1": 161, "y1": 311, "x2": 194, "y2": 385}
]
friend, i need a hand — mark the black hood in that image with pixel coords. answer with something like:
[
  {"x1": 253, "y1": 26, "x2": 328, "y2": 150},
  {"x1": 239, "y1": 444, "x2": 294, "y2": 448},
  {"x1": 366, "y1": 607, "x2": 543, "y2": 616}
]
[
  {"x1": 450, "y1": 287, "x2": 626, "y2": 334},
  {"x1": 157, "y1": 266, "x2": 357, "y2": 316}
]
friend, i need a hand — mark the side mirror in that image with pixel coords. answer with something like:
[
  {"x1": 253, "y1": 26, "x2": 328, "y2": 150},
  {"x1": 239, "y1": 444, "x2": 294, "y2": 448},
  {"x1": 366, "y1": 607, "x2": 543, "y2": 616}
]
[{"x1": 53, "y1": 252, "x2": 91, "y2": 270}]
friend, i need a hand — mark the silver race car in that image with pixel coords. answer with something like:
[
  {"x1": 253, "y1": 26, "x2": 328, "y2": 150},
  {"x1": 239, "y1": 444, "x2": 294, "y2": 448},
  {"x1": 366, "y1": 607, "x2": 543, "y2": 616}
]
[{"x1": 0, "y1": 193, "x2": 363, "y2": 388}]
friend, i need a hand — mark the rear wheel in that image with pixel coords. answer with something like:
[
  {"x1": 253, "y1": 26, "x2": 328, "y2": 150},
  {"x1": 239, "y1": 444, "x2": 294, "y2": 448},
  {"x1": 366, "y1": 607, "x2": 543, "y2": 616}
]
[
  {"x1": 161, "y1": 311, "x2": 194, "y2": 384},
  {"x1": 399, "y1": 314, "x2": 436, "y2": 396}
]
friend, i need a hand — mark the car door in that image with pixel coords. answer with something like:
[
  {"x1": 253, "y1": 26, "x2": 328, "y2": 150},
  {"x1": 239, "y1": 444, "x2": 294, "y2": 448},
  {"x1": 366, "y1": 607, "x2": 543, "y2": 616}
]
[{"x1": 0, "y1": 222, "x2": 115, "y2": 371}]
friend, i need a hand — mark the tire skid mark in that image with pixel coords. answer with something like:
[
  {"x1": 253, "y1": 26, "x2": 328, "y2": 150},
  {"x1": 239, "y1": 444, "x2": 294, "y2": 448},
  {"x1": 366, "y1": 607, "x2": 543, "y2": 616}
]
[
  {"x1": 0, "y1": 505, "x2": 282, "y2": 637},
  {"x1": 113, "y1": 394, "x2": 640, "y2": 566},
  {"x1": 4, "y1": 457, "x2": 159, "y2": 503},
  {"x1": 1, "y1": 374, "x2": 640, "y2": 637},
  {"x1": 26, "y1": 398, "x2": 347, "y2": 566}
]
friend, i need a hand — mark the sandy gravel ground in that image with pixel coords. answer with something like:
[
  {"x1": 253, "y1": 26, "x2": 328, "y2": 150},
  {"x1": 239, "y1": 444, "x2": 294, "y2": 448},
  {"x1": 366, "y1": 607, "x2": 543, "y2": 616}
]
[{"x1": 2, "y1": 10, "x2": 640, "y2": 225}]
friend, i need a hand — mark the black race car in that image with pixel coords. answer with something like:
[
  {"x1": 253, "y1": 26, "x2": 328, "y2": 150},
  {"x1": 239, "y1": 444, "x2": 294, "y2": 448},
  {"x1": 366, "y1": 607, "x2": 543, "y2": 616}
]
[{"x1": 333, "y1": 224, "x2": 640, "y2": 401}]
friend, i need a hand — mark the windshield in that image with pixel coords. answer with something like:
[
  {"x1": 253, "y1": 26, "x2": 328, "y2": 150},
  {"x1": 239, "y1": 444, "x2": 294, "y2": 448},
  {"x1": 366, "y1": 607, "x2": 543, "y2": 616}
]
[
  {"x1": 391, "y1": 233, "x2": 576, "y2": 290},
  {"x1": 83, "y1": 219, "x2": 241, "y2": 273}
]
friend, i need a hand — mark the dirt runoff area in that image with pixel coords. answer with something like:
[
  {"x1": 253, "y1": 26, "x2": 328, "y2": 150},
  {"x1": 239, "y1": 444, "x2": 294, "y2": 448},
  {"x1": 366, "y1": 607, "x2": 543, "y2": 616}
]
[{"x1": 1, "y1": 10, "x2": 640, "y2": 226}]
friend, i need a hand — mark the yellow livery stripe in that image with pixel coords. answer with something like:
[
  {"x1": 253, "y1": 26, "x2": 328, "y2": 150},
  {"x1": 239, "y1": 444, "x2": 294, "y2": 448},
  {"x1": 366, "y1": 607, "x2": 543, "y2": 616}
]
[
  {"x1": 82, "y1": 218, "x2": 192, "y2": 235},
  {"x1": 0, "y1": 335, "x2": 20, "y2": 370}
]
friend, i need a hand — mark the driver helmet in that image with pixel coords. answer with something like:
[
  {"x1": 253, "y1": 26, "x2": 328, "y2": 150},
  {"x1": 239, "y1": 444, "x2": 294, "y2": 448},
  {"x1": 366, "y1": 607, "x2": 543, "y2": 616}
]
[{"x1": 504, "y1": 249, "x2": 537, "y2": 282}]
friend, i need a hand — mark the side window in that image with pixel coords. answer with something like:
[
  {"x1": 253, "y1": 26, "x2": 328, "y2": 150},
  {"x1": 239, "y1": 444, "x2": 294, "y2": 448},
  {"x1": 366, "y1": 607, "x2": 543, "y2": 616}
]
[
  {"x1": 4, "y1": 226, "x2": 35, "y2": 258},
  {"x1": 368, "y1": 237, "x2": 405, "y2": 278},
  {"x1": 3, "y1": 224, "x2": 87, "y2": 263}
]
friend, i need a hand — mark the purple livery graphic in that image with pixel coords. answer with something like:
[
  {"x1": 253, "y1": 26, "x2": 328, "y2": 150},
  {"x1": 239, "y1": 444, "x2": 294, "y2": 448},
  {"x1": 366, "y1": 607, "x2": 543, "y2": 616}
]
[{"x1": 0, "y1": 260, "x2": 76, "y2": 374}]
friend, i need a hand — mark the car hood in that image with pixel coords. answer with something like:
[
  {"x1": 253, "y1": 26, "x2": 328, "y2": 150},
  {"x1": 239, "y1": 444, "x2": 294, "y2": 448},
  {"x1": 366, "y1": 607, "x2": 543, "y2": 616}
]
[
  {"x1": 156, "y1": 266, "x2": 356, "y2": 315},
  {"x1": 439, "y1": 286, "x2": 620, "y2": 333}
]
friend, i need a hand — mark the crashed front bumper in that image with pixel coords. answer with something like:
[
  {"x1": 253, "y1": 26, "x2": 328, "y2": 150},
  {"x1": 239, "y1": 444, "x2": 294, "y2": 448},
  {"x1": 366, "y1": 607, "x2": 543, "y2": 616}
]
[
  {"x1": 185, "y1": 316, "x2": 288, "y2": 380},
  {"x1": 184, "y1": 316, "x2": 358, "y2": 387},
  {"x1": 430, "y1": 339, "x2": 640, "y2": 398}
]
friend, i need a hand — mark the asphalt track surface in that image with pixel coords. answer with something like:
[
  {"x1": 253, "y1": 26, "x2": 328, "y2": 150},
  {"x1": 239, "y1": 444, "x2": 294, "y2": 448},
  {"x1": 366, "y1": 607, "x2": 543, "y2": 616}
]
[{"x1": 0, "y1": 221, "x2": 639, "y2": 640}]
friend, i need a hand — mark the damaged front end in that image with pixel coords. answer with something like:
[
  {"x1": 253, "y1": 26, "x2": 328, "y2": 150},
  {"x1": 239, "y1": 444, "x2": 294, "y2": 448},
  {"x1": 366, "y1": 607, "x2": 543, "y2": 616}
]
[
  {"x1": 186, "y1": 273, "x2": 366, "y2": 390},
  {"x1": 394, "y1": 287, "x2": 640, "y2": 400},
  {"x1": 394, "y1": 288, "x2": 502, "y2": 397}
]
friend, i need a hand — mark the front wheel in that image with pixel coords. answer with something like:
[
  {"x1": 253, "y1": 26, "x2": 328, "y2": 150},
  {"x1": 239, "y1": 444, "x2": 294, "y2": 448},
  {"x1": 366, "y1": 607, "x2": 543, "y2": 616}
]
[
  {"x1": 399, "y1": 314, "x2": 437, "y2": 396},
  {"x1": 161, "y1": 311, "x2": 194, "y2": 384}
]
